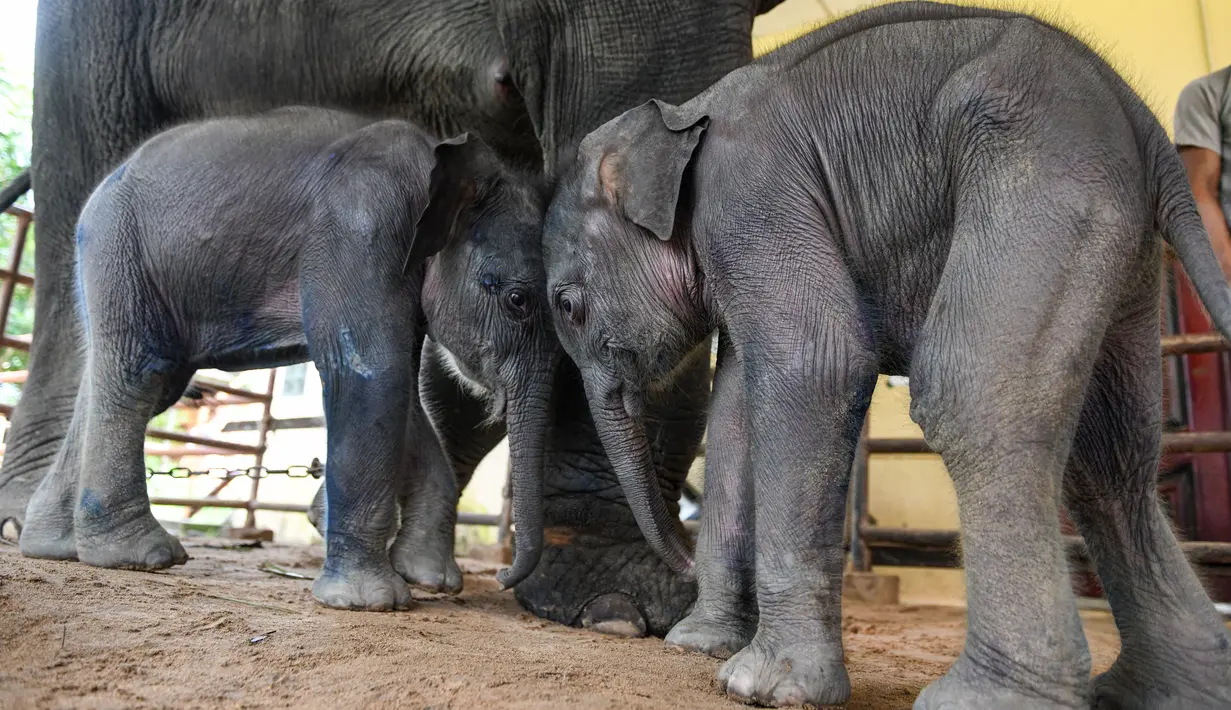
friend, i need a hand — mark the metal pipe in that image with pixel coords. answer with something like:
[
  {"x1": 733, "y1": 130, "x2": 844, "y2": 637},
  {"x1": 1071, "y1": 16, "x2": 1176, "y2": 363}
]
[
  {"x1": 144, "y1": 445, "x2": 240, "y2": 457},
  {"x1": 0, "y1": 269, "x2": 33, "y2": 288},
  {"x1": 0, "y1": 212, "x2": 29, "y2": 343},
  {"x1": 1, "y1": 334, "x2": 29, "y2": 351},
  {"x1": 1162, "y1": 332, "x2": 1230, "y2": 356},
  {"x1": 867, "y1": 431, "x2": 1231, "y2": 456},
  {"x1": 245, "y1": 369, "x2": 279, "y2": 527},
  {"x1": 144, "y1": 428, "x2": 264, "y2": 455},
  {"x1": 857, "y1": 525, "x2": 1231, "y2": 566},
  {"x1": 151, "y1": 497, "x2": 309, "y2": 513},
  {"x1": 190, "y1": 378, "x2": 275, "y2": 403},
  {"x1": 458, "y1": 512, "x2": 503, "y2": 527},
  {"x1": 150, "y1": 496, "x2": 504, "y2": 527}
]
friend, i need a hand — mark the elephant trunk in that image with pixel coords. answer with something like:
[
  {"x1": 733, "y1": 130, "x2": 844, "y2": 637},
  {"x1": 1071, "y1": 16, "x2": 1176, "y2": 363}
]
[
  {"x1": 587, "y1": 379, "x2": 695, "y2": 580},
  {"x1": 494, "y1": 365, "x2": 552, "y2": 590}
]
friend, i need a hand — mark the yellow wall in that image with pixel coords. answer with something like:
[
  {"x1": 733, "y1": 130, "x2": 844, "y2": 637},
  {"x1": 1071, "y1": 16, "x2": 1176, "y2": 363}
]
[
  {"x1": 750, "y1": 1, "x2": 1231, "y2": 605},
  {"x1": 753, "y1": 0, "x2": 1231, "y2": 132}
]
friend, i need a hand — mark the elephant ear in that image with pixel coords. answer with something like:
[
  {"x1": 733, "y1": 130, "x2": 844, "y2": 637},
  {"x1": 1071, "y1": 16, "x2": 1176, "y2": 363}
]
[
  {"x1": 591, "y1": 99, "x2": 709, "y2": 242},
  {"x1": 408, "y1": 134, "x2": 482, "y2": 269}
]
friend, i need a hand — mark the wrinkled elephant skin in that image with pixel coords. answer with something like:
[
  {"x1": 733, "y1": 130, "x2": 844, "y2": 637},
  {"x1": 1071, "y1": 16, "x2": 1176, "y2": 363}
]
[{"x1": 544, "y1": 3, "x2": 1231, "y2": 706}]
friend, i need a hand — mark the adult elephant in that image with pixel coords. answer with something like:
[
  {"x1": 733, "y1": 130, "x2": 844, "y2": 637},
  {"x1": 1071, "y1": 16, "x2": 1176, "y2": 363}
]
[{"x1": 1, "y1": 0, "x2": 782, "y2": 635}]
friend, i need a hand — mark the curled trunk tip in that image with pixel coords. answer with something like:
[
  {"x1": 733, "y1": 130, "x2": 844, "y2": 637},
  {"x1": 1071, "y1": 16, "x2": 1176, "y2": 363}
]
[{"x1": 493, "y1": 380, "x2": 550, "y2": 590}]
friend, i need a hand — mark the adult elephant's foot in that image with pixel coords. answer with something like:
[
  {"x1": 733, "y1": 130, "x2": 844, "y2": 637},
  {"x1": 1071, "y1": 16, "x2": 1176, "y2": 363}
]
[
  {"x1": 0, "y1": 473, "x2": 40, "y2": 539},
  {"x1": 665, "y1": 608, "x2": 754, "y2": 659},
  {"x1": 18, "y1": 483, "x2": 78, "y2": 560},
  {"x1": 718, "y1": 638, "x2": 850, "y2": 707},
  {"x1": 0, "y1": 433, "x2": 60, "y2": 535},
  {"x1": 75, "y1": 509, "x2": 188, "y2": 570},
  {"x1": 312, "y1": 563, "x2": 414, "y2": 611},
  {"x1": 514, "y1": 526, "x2": 697, "y2": 638},
  {"x1": 17, "y1": 515, "x2": 77, "y2": 561},
  {"x1": 914, "y1": 657, "x2": 1086, "y2": 710},
  {"x1": 390, "y1": 533, "x2": 463, "y2": 595},
  {"x1": 1089, "y1": 654, "x2": 1231, "y2": 709},
  {"x1": 580, "y1": 593, "x2": 648, "y2": 638}
]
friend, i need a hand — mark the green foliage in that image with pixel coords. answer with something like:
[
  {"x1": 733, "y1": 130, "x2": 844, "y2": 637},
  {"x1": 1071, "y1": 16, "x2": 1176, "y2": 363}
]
[{"x1": 0, "y1": 66, "x2": 33, "y2": 399}]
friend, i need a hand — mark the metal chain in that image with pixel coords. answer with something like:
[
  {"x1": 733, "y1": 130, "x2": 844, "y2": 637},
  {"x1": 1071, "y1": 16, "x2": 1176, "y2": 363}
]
[{"x1": 145, "y1": 458, "x2": 323, "y2": 480}]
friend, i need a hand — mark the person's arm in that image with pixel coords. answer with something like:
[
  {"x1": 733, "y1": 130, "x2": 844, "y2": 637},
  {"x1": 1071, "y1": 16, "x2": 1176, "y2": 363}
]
[
  {"x1": 1180, "y1": 145, "x2": 1231, "y2": 282},
  {"x1": 1175, "y1": 71, "x2": 1231, "y2": 282}
]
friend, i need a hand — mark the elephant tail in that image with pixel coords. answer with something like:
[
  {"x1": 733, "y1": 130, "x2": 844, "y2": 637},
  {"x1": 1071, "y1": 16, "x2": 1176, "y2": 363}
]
[
  {"x1": 1051, "y1": 18, "x2": 1231, "y2": 343},
  {"x1": 0, "y1": 169, "x2": 31, "y2": 212},
  {"x1": 1151, "y1": 129, "x2": 1231, "y2": 344}
]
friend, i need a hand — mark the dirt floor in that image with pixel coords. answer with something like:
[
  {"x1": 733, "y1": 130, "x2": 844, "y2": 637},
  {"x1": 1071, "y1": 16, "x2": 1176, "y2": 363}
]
[{"x1": 0, "y1": 539, "x2": 1127, "y2": 710}]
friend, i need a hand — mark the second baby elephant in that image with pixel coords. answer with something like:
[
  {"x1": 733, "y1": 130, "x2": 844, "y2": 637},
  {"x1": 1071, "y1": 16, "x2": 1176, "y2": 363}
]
[
  {"x1": 544, "y1": 2, "x2": 1231, "y2": 708},
  {"x1": 19, "y1": 106, "x2": 556, "y2": 610}
]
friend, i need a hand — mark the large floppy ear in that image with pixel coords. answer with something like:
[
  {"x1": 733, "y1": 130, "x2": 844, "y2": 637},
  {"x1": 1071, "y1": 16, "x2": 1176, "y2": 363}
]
[
  {"x1": 595, "y1": 99, "x2": 709, "y2": 241},
  {"x1": 408, "y1": 134, "x2": 480, "y2": 268}
]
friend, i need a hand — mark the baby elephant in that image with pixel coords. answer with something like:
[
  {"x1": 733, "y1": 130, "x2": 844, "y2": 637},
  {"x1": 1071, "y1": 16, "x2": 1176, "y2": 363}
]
[
  {"x1": 544, "y1": 2, "x2": 1231, "y2": 709},
  {"x1": 20, "y1": 107, "x2": 555, "y2": 610}
]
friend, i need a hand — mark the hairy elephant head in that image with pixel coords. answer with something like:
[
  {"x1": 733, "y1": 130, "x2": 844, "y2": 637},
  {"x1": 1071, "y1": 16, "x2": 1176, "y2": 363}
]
[
  {"x1": 541, "y1": 99, "x2": 712, "y2": 576},
  {"x1": 491, "y1": 0, "x2": 769, "y2": 176},
  {"x1": 412, "y1": 134, "x2": 558, "y2": 588}
]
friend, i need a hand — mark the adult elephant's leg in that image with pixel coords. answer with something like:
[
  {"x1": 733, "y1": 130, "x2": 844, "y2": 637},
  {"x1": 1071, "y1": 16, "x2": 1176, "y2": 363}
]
[
  {"x1": 665, "y1": 332, "x2": 757, "y2": 658},
  {"x1": 1065, "y1": 276, "x2": 1231, "y2": 709},
  {"x1": 0, "y1": 14, "x2": 164, "y2": 529},
  {"x1": 19, "y1": 379, "x2": 87, "y2": 560},
  {"x1": 389, "y1": 339, "x2": 507, "y2": 594},
  {"x1": 0, "y1": 172, "x2": 92, "y2": 531},
  {"x1": 514, "y1": 344, "x2": 710, "y2": 638}
]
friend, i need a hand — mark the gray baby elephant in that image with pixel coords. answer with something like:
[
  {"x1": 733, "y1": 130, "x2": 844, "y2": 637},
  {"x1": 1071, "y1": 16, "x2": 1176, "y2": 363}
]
[
  {"x1": 20, "y1": 107, "x2": 555, "y2": 610},
  {"x1": 543, "y1": 2, "x2": 1231, "y2": 709}
]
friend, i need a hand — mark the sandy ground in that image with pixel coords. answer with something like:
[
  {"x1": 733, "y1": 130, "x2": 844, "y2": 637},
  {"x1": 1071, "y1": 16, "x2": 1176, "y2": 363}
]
[{"x1": 0, "y1": 539, "x2": 1127, "y2": 710}]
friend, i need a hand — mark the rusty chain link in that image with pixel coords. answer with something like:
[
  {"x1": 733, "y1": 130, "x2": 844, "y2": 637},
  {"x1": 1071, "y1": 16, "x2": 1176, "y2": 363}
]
[{"x1": 145, "y1": 458, "x2": 323, "y2": 480}]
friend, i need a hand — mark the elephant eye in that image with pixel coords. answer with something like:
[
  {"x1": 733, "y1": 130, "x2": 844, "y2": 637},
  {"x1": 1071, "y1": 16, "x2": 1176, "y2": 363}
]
[
  {"x1": 556, "y1": 290, "x2": 585, "y2": 327},
  {"x1": 504, "y1": 288, "x2": 531, "y2": 319}
]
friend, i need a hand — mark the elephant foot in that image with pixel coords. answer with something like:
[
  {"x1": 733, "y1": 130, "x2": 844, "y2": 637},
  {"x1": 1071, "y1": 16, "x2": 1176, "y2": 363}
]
[
  {"x1": 580, "y1": 593, "x2": 648, "y2": 638},
  {"x1": 18, "y1": 521, "x2": 77, "y2": 561},
  {"x1": 1089, "y1": 654, "x2": 1231, "y2": 709},
  {"x1": 76, "y1": 512, "x2": 189, "y2": 570},
  {"x1": 718, "y1": 638, "x2": 850, "y2": 707},
  {"x1": 312, "y1": 563, "x2": 414, "y2": 611},
  {"x1": 514, "y1": 526, "x2": 697, "y2": 637},
  {"x1": 914, "y1": 661, "x2": 1085, "y2": 710},
  {"x1": 0, "y1": 469, "x2": 38, "y2": 536},
  {"x1": 390, "y1": 540, "x2": 463, "y2": 595},
  {"x1": 18, "y1": 493, "x2": 77, "y2": 560},
  {"x1": 1, "y1": 516, "x2": 19, "y2": 542},
  {"x1": 665, "y1": 608, "x2": 754, "y2": 659}
]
